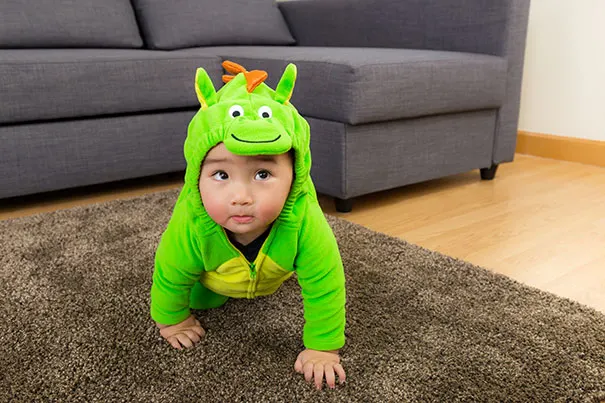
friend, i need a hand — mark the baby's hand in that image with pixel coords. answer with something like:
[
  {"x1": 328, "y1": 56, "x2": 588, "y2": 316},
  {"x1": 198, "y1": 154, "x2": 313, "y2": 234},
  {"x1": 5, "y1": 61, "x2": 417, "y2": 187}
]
[
  {"x1": 294, "y1": 349, "x2": 346, "y2": 390},
  {"x1": 156, "y1": 315, "x2": 205, "y2": 350}
]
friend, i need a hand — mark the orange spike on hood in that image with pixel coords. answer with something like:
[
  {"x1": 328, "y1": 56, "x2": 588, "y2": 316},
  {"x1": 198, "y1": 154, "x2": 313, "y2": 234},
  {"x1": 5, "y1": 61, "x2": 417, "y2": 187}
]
[
  {"x1": 222, "y1": 60, "x2": 247, "y2": 75},
  {"x1": 221, "y1": 60, "x2": 267, "y2": 92},
  {"x1": 244, "y1": 70, "x2": 268, "y2": 93}
]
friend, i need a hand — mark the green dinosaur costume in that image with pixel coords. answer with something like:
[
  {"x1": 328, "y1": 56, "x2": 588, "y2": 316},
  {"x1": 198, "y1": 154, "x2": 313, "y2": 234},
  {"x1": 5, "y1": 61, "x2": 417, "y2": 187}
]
[{"x1": 150, "y1": 61, "x2": 346, "y2": 351}]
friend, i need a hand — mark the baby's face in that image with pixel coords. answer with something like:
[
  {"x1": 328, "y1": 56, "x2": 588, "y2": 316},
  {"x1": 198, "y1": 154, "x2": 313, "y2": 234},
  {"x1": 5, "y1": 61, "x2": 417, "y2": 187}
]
[{"x1": 199, "y1": 143, "x2": 293, "y2": 245}]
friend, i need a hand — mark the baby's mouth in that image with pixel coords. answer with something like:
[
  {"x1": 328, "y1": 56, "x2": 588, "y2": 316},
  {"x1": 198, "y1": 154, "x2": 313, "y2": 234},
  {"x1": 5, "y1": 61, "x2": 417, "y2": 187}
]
[{"x1": 231, "y1": 215, "x2": 254, "y2": 224}]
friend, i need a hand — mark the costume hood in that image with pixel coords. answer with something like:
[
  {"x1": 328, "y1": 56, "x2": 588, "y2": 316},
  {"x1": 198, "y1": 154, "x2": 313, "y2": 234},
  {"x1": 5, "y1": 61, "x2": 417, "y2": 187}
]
[{"x1": 181, "y1": 61, "x2": 315, "y2": 224}]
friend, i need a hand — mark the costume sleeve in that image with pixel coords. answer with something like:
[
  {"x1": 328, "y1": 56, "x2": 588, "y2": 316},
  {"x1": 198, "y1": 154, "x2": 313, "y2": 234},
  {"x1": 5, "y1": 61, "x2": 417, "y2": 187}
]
[
  {"x1": 294, "y1": 201, "x2": 346, "y2": 351},
  {"x1": 150, "y1": 202, "x2": 204, "y2": 325}
]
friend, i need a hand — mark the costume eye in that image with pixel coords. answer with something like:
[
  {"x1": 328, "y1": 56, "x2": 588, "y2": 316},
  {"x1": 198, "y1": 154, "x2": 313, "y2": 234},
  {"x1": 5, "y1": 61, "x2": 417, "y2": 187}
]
[
  {"x1": 255, "y1": 170, "x2": 271, "y2": 181},
  {"x1": 229, "y1": 105, "x2": 244, "y2": 118},
  {"x1": 258, "y1": 106, "x2": 272, "y2": 119},
  {"x1": 212, "y1": 171, "x2": 229, "y2": 181}
]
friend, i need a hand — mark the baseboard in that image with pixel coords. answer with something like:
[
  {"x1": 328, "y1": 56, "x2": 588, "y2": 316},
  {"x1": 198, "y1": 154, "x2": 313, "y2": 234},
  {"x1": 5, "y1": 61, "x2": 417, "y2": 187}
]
[{"x1": 516, "y1": 131, "x2": 605, "y2": 168}]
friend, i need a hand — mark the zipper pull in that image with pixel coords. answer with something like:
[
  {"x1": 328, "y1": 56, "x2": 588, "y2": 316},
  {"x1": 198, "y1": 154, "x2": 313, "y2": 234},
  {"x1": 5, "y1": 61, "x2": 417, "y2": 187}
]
[{"x1": 249, "y1": 262, "x2": 257, "y2": 278}]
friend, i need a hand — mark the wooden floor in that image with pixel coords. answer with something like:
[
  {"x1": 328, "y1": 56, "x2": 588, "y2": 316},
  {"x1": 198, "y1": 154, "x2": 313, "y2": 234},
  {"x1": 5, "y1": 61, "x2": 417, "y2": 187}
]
[{"x1": 2, "y1": 154, "x2": 604, "y2": 313}]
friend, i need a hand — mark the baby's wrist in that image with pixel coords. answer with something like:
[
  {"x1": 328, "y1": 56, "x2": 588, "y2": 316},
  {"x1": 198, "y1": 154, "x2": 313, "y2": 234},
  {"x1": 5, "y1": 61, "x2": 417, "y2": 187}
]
[
  {"x1": 310, "y1": 348, "x2": 339, "y2": 355},
  {"x1": 155, "y1": 314, "x2": 193, "y2": 329}
]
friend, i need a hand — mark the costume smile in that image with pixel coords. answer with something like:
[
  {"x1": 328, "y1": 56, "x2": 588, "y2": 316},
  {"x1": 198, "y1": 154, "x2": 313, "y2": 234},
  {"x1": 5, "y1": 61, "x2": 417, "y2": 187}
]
[{"x1": 231, "y1": 134, "x2": 282, "y2": 144}]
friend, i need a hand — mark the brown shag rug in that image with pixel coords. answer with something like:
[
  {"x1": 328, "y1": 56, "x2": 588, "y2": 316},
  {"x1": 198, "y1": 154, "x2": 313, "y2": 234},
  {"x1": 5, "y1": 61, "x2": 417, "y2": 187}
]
[{"x1": 1, "y1": 189, "x2": 604, "y2": 402}]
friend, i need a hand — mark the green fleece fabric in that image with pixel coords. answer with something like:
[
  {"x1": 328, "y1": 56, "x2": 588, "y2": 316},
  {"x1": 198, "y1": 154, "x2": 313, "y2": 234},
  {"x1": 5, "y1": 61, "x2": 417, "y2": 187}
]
[{"x1": 150, "y1": 62, "x2": 346, "y2": 351}]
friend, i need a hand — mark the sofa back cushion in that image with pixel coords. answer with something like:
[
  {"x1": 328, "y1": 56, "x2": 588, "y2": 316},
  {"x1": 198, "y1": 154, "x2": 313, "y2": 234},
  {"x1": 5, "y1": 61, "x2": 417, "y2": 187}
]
[
  {"x1": 132, "y1": 0, "x2": 295, "y2": 49},
  {"x1": 0, "y1": 0, "x2": 143, "y2": 48}
]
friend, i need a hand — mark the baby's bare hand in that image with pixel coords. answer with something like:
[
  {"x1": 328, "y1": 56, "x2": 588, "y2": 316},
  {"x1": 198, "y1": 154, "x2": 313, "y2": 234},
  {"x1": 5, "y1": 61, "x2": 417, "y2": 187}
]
[
  {"x1": 294, "y1": 349, "x2": 346, "y2": 390},
  {"x1": 157, "y1": 315, "x2": 205, "y2": 350}
]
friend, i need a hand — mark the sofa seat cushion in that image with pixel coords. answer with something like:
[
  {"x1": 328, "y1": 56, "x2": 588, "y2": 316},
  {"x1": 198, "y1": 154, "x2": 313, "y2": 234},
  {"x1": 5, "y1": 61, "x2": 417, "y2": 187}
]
[
  {"x1": 0, "y1": 49, "x2": 224, "y2": 124},
  {"x1": 206, "y1": 46, "x2": 508, "y2": 125},
  {"x1": 0, "y1": 0, "x2": 143, "y2": 48},
  {"x1": 131, "y1": 0, "x2": 295, "y2": 50}
]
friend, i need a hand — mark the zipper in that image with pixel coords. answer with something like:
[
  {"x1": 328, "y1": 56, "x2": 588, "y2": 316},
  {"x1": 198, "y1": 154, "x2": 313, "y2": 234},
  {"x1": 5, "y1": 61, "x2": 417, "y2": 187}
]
[
  {"x1": 221, "y1": 228, "x2": 262, "y2": 279},
  {"x1": 249, "y1": 261, "x2": 257, "y2": 279},
  {"x1": 221, "y1": 225, "x2": 277, "y2": 277}
]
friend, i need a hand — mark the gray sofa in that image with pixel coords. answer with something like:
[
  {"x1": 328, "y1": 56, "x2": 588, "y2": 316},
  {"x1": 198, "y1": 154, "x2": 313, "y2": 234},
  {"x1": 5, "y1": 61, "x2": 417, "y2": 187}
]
[{"x1": 0, "y1": 0, "x2": 530, "y2": 212}]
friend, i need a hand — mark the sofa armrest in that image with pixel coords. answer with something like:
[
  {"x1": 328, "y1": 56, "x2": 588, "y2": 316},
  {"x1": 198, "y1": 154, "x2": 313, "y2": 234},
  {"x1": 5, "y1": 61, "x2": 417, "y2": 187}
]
[{"x1": 279, "y1": 0, "x2": 531, "y2": 164}]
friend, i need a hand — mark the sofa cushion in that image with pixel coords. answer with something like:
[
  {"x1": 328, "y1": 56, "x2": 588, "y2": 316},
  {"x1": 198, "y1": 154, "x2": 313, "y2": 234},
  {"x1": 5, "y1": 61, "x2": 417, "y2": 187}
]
[
  {"x1": 0, "y1": 0, "x2": 143, "y2": 48},
  {"x1": 201, "y1": 46, "x2": 508, "y2": 125},
  {"x1": 0, "y1": 49, "x2": 223, "y2": 124},
  {"x1": 0, "y1": 112, "x2": 192, "y2": 198},
  {"x1": 132, "y1": 0, "x2": 295, "y2": 50}
]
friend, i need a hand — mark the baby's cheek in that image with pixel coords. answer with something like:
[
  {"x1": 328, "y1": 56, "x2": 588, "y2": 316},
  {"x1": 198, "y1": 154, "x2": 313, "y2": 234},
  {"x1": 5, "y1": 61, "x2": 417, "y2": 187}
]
[
  {"x1": 259, "y1": 197, "x2": 286, "y2": 221},
  {"x1": 201, "y1": 196, "x2": 228, "y2": 225}
]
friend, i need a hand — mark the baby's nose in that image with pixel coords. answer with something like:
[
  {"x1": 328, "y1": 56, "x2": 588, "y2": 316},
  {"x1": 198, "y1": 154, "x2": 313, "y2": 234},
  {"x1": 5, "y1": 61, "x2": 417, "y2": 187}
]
[{"x1": 231, "y1": 184, "x2": 253, "y2": 205}]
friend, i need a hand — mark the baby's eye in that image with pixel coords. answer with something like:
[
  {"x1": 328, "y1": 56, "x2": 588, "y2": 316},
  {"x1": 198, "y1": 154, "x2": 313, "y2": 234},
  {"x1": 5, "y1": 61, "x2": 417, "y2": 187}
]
[
  {"x1": 212, "y1": 171, "x2": 229, "y2": 181},
  {"x1": 258, "y1": 106, "x2": 272, "y2": 119},
  {"x1": 255, "y1": 170, "x2": 271, "y2": 181},
  {"x1": 229, "y1": 105, "x2": 244, "y2": 118}
]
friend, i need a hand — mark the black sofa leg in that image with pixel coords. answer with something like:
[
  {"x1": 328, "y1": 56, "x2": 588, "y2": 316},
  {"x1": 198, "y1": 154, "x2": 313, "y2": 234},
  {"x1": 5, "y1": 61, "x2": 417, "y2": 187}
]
[
  {"x1": 334, "y1": 198, "x2": 353, "y2": 213},
  {"x1": 480, "y1": 164, "x2": 499, "y2": 180}
]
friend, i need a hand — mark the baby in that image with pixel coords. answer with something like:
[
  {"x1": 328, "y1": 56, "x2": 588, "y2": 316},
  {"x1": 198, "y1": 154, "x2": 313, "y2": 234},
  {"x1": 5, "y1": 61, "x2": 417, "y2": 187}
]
[{"x1": 150, "y1": 61, "x2": 346, "y2": 390}]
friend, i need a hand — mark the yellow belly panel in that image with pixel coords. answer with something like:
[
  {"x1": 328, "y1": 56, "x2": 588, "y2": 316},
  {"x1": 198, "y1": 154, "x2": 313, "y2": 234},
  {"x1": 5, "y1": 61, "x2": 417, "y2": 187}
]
[{"x1": 200, "y1": 252, "x2": 293, "y2": 298}]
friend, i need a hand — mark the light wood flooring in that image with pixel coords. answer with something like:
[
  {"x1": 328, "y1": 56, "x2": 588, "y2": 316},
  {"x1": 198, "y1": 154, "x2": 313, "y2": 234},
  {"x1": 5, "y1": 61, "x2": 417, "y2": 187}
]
[{"x1": 1, "y1": 154, "x2": 604, "y2": 313}]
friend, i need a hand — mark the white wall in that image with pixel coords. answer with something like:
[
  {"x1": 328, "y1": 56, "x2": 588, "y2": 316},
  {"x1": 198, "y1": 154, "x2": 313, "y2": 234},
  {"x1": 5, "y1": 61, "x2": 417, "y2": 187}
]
[{"x1": 518, "y1": 0, "x2": 605, "y2": 141}]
